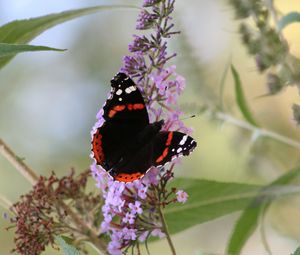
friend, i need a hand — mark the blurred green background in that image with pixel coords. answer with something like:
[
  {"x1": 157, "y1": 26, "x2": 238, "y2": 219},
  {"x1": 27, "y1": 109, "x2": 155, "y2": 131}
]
[{"x1": 1, "y1": 0, "x2": 300, "y2": 254}]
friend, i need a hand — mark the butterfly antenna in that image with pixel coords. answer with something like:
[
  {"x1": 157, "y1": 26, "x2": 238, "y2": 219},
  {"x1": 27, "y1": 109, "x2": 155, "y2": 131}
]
[{"x1": 180, "y1": 115, "x2": 196, "y2": 121}]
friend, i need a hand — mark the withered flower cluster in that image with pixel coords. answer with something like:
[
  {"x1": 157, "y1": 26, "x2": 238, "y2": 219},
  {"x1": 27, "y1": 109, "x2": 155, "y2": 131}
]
[{"x1": 9, "y1": 170, "x2": 102, "y2": 255}]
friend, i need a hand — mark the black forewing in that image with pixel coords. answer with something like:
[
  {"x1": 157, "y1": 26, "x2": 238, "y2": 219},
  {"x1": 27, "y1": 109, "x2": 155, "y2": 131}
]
[{"x1": 92, "y1": 72, "x2": 149, "y2": 170}]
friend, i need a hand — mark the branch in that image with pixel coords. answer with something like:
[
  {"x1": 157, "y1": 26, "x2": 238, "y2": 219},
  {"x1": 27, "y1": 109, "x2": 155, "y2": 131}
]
[
  {"x1": 216, "y1": 112, "x2": 300, "y2": 149},
  {"x1": 0, "y1": 194, "x2": 13, "y2": 210},
  {"x1": 0, "y1": 139, "x2": 38, "y2": 185}
]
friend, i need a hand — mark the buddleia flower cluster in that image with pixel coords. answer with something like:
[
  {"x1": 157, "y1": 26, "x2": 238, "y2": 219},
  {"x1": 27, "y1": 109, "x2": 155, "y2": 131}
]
[{"x1": 91, "y1": 0, "x2": 192, "y2": 254}]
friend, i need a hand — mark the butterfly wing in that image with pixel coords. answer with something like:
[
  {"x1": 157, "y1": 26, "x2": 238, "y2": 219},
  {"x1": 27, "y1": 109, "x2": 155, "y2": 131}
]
[
  {"x1": 91, "y1": 73, "x2": 149, "y2": 171},
  {"x1": 153, "y1": 131, "x2": 197, "y2": 167},
  {"x1": 112, "y1": 130, "x2": 197, "y2": 182}
]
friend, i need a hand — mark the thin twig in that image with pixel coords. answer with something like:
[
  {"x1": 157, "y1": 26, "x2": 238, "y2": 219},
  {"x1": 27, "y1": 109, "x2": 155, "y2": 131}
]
[
  {"x1": 59, "y1": 202, "x2": 108, "y2": 254},
  {"x1": 158, "y1": 205, "x2": 177, "y2": 255},
  {"x1": 215, "y1": 112, "x2": 300, "y2": 149},
  {"x1": 0, "y1": 194, "x2": 13, "y2": 210},
  {"x1": 0, "y1": 139, "x2": 38, "y2": 185}
]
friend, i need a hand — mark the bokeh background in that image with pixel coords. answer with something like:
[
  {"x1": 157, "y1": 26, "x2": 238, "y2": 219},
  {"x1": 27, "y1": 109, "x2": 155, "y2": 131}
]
[{"x1": 1, "y1": 0, "x2": 300, "y2": 254}]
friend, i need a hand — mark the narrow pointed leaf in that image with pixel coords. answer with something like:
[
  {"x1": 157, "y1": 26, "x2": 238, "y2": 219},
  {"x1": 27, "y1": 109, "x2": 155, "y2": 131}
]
[
  {"x1": 231, "y1": 65, "x2": 259, "y2": 127},
  {"x1": 277, "y1": 12, "x2": 300, "y2": 31},
  {"x1": 226, "y1": 165, "x2": 300, "y2": 255},
  {"x1": 0, "y1": 43, "x2": 65, "y2": 57},
  {"x1": 0, "y1": 5, "x2": 138, "y2": 69}
]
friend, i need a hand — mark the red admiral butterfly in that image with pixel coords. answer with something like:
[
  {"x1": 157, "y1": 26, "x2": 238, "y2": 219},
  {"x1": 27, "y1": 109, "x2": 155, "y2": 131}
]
[{"x1": 91, "y1": 72, "x2": 197, "y2": 182}]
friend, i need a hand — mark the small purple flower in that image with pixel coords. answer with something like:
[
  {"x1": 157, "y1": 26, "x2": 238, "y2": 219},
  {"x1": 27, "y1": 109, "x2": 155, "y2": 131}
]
[
  {"x1": 137, "y1": 185, "x2": 148, "y2": 199},
  {"x1": 123, "y1": 227, "x2": 137, "y2": 240},
  {"x1": 175, "y1": 74, "x2": 186, "y2": 94},
  {"x1": 129, "y1": 201, "x2": 143, "y2": 215},
  {"x1": 106, "y1": 182, "x2": 125, "y2": 210},
  {"x1": 2, "y1": 212, "x2": 9, "y2": 220},
  {"x1": 107, "y1": 240, "x2": 122, "y2": 255},
  {"x1": 128, "y1": 35, "x2": 151, "y2": 53},
  {"x1": 138, "y1": 231, "x2": 149, "y2": 242},
  {"x1": 101, "y1": 214, "x2": 112, "y2": 232},
  {"x1": 90, "y1": 163, "x2": 108, "y2": 190},
  {"x1": 165, "y1": 89, "x2": 178, "y2": 105},
  {"x1": 151, "y1": 228, "x2": 165, "y2": 238},
  {"x1": 176, "y1": 190, "x2": 188, "y2": 203},
  {"x1": 122, "y1": 212, "x2": 136, "y2": 224},
  {"x1": 136, "y1": 10, "x2": 158, "y2": 30},
  {"x1": 143, "y1": 167, "x2": 160, "y2": 185}
]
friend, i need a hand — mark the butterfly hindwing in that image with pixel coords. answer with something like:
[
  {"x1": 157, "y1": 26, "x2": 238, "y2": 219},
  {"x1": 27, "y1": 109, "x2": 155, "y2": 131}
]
[{"x1": 153, "y1": 131, "x2": 197, "y2": 167}]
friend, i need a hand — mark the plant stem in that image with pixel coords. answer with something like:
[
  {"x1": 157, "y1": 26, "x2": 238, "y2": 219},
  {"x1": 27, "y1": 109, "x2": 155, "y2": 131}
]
[
  {"x1": 216, "y1": 112, "x2": 300, "y2": 149},
  {"x1": 158, "y1": 205, "x2": 177, "y2": 255},
  {"x1": 59, "y1": 201, "x2": 108, "y2": 254},
  {"x1": 0, "y1": 138, "x2": 39, "y2": 185}
]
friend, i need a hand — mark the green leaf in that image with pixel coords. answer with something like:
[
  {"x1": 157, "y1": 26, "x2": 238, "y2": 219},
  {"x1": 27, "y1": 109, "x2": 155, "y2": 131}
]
[
  {"x1": 226, "y1": 165, "x2": 300, "y2": 255},
  {"x1": 0, "y1": 43, "x2": 65, "y2": 57},
  {"x1": 231, "y1": 65, "x2": 259, "y2": 127},
  {"x1": 164, "y1": 178, "x2": 262, "y2": 235},
  {"x1": 292, "y1": 247, "x2": 300, "y2": 255},
  {"x1": 0, "y1": 4, "x2": 138, "y2": 69},
  {"x1": 277, "y1": 12, "x2": 300, "y2": 31},
  {"x1": 55, "y1": 236, "x2": 80, "y2": 255}
]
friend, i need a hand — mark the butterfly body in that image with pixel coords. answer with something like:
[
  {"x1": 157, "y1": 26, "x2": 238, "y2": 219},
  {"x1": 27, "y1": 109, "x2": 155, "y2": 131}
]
[{"x1": 91, "y1": 72, "x2": 196, "y2": 182}]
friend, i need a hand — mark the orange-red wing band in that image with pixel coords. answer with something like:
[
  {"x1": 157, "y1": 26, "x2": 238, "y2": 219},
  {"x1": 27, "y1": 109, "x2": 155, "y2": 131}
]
[
  {"x1": 92, "y1": 130, "x2": 105, "y2": 164},
  {"x1": 166, "y1": 131, "x2": 173, "y2": 146},
  {"x1": 127, "y1": 103, "x2": 145, "y2": 111},
  {"x1": 114, "y1": 172, "x2": 144, "y2": 182},
  {"x1": 155, "y1": 147, "x2": 169, "y2": 163},
  {"x1": 108, "y1": 104, "x2": 144, "y2": 118},
  {"x1": 108, "y1": 105, "x2": 126, "y2": 118}
]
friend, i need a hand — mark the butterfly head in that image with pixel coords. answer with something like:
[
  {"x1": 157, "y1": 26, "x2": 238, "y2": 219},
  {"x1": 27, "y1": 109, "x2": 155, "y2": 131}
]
[{"x1": 153, "y1": 119, "x2": 164, "y2": 132}]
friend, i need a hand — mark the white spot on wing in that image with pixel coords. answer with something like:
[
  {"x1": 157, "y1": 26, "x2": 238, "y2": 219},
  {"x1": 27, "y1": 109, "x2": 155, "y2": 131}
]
[
  {"x1": 116, "y1": 89, "x2": 122, "y2": 95},
  {"x1": 177, "y1": 147, "x2": 182, "y2": 153},
  {"x1": 125, "y1": 86, "x2": 137, "y2": 94},
  {"x1": 179, "y1": 135, "x2": 188, "y2": 145}
]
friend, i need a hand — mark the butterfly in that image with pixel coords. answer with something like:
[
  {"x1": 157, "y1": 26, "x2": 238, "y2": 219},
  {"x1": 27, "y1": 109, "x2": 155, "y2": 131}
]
[{"x1": 91, "y1": 72, "x2": 197, "y2": 182}]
